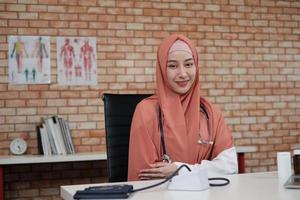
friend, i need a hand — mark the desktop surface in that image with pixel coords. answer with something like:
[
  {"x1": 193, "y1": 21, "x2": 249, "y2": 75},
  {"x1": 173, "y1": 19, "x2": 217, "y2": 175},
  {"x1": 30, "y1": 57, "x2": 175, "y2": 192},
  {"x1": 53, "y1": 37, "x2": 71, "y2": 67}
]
[{"x1": 61, "y1": 172, "x2": 299, "y2": 200}]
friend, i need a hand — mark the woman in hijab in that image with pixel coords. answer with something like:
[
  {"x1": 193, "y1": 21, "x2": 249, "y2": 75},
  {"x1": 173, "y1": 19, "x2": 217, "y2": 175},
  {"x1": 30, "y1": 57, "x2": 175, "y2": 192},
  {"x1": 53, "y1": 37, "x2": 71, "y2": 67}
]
[{"x1": 128, "y1": 34, "x2": 238, "y2": 181}]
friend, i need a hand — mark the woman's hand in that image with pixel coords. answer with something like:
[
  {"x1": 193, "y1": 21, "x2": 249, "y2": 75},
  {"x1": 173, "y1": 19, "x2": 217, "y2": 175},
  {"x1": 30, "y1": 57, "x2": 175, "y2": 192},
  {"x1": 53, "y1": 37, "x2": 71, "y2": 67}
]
[{"x1": 139, "y1": 162, "x2": 177, "y2": 180}]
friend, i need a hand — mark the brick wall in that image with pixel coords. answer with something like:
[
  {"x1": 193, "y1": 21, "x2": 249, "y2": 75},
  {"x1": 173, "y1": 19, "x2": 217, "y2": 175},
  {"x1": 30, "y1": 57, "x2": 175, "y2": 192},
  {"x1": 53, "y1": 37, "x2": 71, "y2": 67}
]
[{"x1": 0, "y1": 0, "x2": 299, "y2": 199}]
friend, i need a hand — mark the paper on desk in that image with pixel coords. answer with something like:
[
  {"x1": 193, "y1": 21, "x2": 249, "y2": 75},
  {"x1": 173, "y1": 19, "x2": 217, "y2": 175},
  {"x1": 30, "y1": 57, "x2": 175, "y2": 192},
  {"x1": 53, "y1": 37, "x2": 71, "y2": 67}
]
[{"x1": 167, "y1": 169, "x2": 210, "y2": 191}]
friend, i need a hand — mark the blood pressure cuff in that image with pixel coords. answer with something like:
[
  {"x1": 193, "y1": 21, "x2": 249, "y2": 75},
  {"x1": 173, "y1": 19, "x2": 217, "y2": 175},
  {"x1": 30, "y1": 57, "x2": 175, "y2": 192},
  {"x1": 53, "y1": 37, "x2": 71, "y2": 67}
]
[{"x1": 73, "y1": 184, "x2": 133, "y2": 199}]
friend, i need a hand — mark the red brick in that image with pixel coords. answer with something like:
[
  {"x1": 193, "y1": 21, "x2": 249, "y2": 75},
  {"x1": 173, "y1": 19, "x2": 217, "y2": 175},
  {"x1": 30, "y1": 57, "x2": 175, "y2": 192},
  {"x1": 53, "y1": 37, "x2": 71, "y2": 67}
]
[
  {"x1": 76, "y1": 146, "x2": 91, "y2": 152},
  {"x1": 29, "y1": 20, "x2": 49, "y2": 27},
  {"x1": 78, "y1": 0, "x2": 96, "y2": 6},
  {"x1": 89, "y1": 22, "x2": 107, "y2": 29},
  {"x1": 125, "y1": 8, "x2": 142, "y2": 15},
  {"x1": 19, "y1": 91, "x2": 39, "y2": 99},
  {"x1": 144, "y1": 9, "x2": 161, "y2": 16},
  {"x1": 6, "y1": 116, "x2": 27, "y2": 123},
  {"x1": 0, "y1": 4, "x2": 5, "y2": 11},
  {"x1": 68, "y1": 114, "x2": 87, "y2": 122},
  {"x1": 78, "y1": 106, "x2": 98, "y2": 113},
  {"x1": 70, "y1": 21, "x2": 88, "y2": 28},
  {"x1": 47, "y1": 99, "x2": 67, "y2": 106},
  {"x1": 27, "y1": 5, "x2": 47, "y2": 12},
  {"x1": 0, "y1": 12, "x2": 18, "y2": 19},
  {"x1": 108, "y1": 22, "x2": 125, "y2": 29},
  {"x1": 78, "y1": 122, "x2": 97, "y2": 129},
  {"x1": 144, "y1": 24, "x2": 162, "y2": 31},
  {"x1": 40, "y1": 91, "x2": 59, "y2": 98},
  {"x1": 68, "y1": 99, "x2": 87, "y2": 106},
  {"x1": 58, "y1": 14, "x2": 78, "y2": 21},
  {"x1": 6, "y1": 99, "x2": 26, "y2": 107},
  {"x1": 19, "y1": 12, "x2": 38, "y2": 19},
  {"x1": 39, "y1": 28, "x2": 57, "y2": 35},
  {"x1": 49, "y1": 20, "x2": 68, "y2": 28},
  {"x1": 7, "y1": 4, "x2": 26, "y2": 12},
  {"x1": 58, "y1": 107, "x2": 78, "y2": 114},
  {"x1": 59, "y1": 28, "x2": 77, "y2": 35},
  {"x1": 39, "y1": 12, "x2": 59, "y2": 20},
  {"x1": 109, "y1": 83, "x2": 127, "y2": 90},
  {"x1": 68, "y1": 6, "x2": 87, "y2": 13},
  {"x1": 87, "y1": 7, "x2": 105, "y2": 14},
  {"x1": 78, "y1": 29, "x2": 97, "y2": 36},
  {"x1": 16, "y1": 107, "x2": 36, "y2": 115},
  {"x1": 127, "y1": 23, "x2": 144, "y2": 30},
  {"x1": 40, "y1": 188, "x2": 59, "y2": 196},
  {"x1": 0, "y1": 20, "x2": 7, "y2": 27},
  {"x1": 47, "y1": 5, "x2": 66, "y2": 13},
  {"x1": 18, "y1": 188, "x2": 39, "y2": 197},
  {"x1": 36, "y1": 107, "x2": 56, "y2": 116},
  {"x1": 117, "y1": 1, "x2": 134, "y2": 7},
  {"x1": 106, "y1": 52, "x2": 125, "y2": 59},
  {"x1": 26, "y1": 99, "x2": 46, "y2": 107},
  {"x1": 17, "y1": 27, "x2": 38, "y2": 35},
  {"x1": 29, "y1": 85, "x2": 49, "y2": 93},
  {"x1": 97, "y1": 29, "x2": 115, "y2": 37},
  {"x1": 107, "y1": 8, "x2": 124, "y2": 15}
]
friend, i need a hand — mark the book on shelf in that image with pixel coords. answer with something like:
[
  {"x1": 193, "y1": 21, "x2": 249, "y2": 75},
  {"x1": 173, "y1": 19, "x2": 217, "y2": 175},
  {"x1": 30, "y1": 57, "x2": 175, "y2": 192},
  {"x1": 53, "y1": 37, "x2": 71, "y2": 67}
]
[
  {"x1": 36, "y1": 116, "x2": 75, "y2": 155},
  {"x1": 36, "y1": 125, "x2": 44, "y2": 155},
  {"x1": 37, "y1": 124, "x2": 52, "y2": 156}
]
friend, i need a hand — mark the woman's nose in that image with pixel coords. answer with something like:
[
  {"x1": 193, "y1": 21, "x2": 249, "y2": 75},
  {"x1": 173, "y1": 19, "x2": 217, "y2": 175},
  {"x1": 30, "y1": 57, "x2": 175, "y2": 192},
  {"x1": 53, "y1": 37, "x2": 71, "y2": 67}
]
[{"x1": 178, "y1": 65, "x2": 187, "y2": 77}]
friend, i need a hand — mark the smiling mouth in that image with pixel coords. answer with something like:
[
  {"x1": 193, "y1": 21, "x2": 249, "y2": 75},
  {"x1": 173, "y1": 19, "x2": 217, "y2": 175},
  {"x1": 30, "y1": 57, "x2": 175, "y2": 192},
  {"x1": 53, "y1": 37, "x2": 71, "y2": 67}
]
[{"x1": 176, "y1": 81, "x2": 189, "y2": 87}]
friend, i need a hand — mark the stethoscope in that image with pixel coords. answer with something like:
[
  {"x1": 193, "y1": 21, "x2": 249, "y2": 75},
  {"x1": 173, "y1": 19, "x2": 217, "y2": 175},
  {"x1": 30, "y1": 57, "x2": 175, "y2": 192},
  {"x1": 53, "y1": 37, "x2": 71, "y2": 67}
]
[
  {"x1": 198, "y1": 103, "x2": 214, "y2": 145},
  {"x1": 158, "y1": 103, "x2": 214, "y2": 163},
  {"x1": 158, "y1": 106, "x2": 230, "y2": 187}
]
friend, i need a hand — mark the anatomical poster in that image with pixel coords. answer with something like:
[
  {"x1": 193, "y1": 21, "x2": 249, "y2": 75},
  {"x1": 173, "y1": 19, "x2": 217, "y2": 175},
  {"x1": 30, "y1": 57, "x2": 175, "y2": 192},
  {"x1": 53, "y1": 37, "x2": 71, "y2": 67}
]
[
  {"x1": 56, "y1": 37, "x2": 97, "y2": 85},
  {"x1": 8, "y1": 36, "x2": 51, "y2": 84}
]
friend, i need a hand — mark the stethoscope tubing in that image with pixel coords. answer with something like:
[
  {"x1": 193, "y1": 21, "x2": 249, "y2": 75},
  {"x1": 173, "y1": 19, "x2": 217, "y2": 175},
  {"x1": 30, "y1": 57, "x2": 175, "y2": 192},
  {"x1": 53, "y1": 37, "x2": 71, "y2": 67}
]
[{"x1": 159, "y1": 103, "x2": 214, "y2": 162}]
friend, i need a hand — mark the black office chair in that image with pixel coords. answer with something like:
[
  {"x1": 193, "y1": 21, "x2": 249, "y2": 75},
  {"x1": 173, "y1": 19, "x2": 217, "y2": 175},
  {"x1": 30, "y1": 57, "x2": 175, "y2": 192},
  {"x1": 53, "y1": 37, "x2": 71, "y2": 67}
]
[{"x1": 102, "y1": 93, "x2": 152, "y2": 182}]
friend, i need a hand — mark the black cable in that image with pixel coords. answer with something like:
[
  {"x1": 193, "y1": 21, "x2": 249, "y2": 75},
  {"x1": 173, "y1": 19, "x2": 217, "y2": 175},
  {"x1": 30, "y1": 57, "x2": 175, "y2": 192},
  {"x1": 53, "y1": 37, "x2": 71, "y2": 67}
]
[
  {"x1": 132, "y1": 164, "x2": 230, "y2": 193},
  {"x1": 208, "y1": 177, "x2": 230, "y2": 187},
  {"x1": 74, "y1": 165, "x2": 230, "y2": 199},
  {"x1": 132, "y1": 164, "x2": 191, "y2": 193}
]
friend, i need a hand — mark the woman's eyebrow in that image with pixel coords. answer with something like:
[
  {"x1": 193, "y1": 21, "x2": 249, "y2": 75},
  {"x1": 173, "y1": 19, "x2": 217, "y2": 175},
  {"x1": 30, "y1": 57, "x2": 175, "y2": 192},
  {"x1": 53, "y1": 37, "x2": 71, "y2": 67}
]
[
  {"x1": 167, "y1": 58, "x2": 193, "y2": 63},
  {"x1": 184, "y1": 58, "x2": 194, "y2": 62}
]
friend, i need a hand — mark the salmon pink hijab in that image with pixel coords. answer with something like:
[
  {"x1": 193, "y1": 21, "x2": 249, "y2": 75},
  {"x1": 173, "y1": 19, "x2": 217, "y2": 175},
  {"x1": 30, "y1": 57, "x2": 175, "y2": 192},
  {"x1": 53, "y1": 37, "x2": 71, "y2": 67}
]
[
  {"x1": 156, "y1": 34, "x2": 200, "y2": 138},
  {"x1": 127, "y1": 34, "x2": 234, "y2": 181}
]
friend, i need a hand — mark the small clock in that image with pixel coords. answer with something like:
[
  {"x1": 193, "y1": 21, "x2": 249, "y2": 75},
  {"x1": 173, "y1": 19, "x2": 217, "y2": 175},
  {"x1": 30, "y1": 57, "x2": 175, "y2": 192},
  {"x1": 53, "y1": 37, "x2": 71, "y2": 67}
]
[{"x1": 10, "y1": 138, "x2": 27, "y2": 155}]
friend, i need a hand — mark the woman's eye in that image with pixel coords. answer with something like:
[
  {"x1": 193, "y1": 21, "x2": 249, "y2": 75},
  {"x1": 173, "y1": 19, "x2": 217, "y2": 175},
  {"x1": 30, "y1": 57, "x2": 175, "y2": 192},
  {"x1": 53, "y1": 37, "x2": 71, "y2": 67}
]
[
  {"x1": 167, "y1": 64, "x2": 176, "y2": 69},
  {"x1": 185, "y1": 63, "x2": 194, "y2": 67}
]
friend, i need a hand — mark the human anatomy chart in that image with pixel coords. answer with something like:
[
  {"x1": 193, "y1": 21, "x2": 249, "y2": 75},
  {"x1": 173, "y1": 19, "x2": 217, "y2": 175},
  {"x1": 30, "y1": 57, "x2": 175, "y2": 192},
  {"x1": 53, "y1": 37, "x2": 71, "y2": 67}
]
[
  {"x1": 8, "y1": 36, "x2": 51, "y2": 84},
  {"x1": 56, "y1": 37, "x2": 97, "y2": 85}
]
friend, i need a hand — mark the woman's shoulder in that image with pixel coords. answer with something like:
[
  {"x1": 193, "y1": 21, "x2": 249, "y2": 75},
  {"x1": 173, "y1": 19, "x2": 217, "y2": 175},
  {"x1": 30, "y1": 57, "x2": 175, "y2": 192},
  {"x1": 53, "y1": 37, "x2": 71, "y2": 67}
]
[
  {"x1": 135, "y1": 95, "x2": 158, "y2": 115},
  {"x1": 132, "y1": 95, "x2": 159, "y2": 129}
]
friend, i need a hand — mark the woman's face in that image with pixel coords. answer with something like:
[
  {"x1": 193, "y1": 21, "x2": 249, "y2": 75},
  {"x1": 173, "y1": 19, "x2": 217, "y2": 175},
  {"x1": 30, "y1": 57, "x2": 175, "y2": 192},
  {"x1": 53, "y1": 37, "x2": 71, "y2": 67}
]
[{"x1": 166, "y1": 50, "x2": 196, "y2": 95}]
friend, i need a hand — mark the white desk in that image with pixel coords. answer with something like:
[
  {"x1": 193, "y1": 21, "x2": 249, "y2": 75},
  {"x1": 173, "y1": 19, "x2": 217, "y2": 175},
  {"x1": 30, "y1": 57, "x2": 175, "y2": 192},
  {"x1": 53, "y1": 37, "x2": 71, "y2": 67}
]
[{"x1": 61, "y1": 172, "x2": 298, "y2": 200}]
